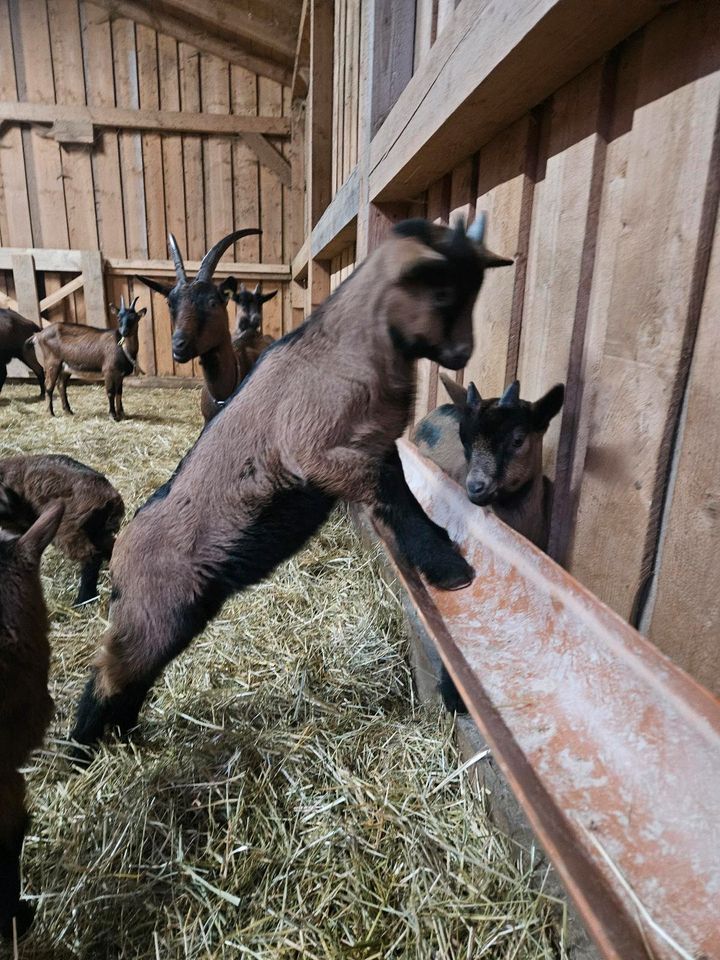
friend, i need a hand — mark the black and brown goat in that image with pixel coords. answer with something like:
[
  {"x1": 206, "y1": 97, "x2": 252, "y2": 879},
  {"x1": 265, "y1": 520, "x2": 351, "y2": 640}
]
[
  {"x1": 0, "y1": 309, "x2": 44, "y2": 398},
  {"x1": 414, "y1": 374, "x2": 565, "y2": 550},
  {"x1": 31, "y1": 296, "x2": 147, "y2": 420},
  {"x1": 71, "y1": 216, "x2": 512, "y2": 750},
  {"x1": 228, "y1": 281, "x2": 277, "y2": 371},
  {"x1": 0, "y1": 496, "x2": 64, "y2": 941},
  {"x1": 0, "y1": 455, "x2": 125, "y2": 606},
  {"x1": 136, "y1": 230, "x2": 261, "y2": 422}
]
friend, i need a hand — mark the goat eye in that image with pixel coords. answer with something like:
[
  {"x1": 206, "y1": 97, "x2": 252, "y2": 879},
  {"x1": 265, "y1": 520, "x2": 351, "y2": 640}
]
[
  {"x1": 433, "y1": 286, "x2": 453, "y2": 307},
  {"x1": 511, "y1": 431, "x2": 526, "y2": 449}
]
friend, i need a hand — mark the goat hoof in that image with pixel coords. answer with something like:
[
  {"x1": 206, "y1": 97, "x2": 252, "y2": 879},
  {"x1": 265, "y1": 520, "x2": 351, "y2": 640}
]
[
  {"x1": 422, "y1": 553, "x2": 474, "y2": 591},
  {"x1": 1, "y1": 900, "x2": 35, "y2": 941},
  {"x1": 439, "y1": 667, "x2": 468, "y2": 714}
]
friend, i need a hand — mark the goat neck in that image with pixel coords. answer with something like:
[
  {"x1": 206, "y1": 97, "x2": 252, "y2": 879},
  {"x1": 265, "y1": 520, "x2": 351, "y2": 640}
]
[{"x1": 199, "y1": 333, "x2": 239, "y2": 403}]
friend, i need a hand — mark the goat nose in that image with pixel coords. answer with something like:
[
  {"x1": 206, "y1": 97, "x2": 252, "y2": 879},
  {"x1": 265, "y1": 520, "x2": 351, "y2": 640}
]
[{"x1": 467, "y1": 477, "x2": 495, "y2": 504}]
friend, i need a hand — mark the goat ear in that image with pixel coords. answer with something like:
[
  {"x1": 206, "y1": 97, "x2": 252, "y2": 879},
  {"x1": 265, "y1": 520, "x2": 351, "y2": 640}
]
[
  {"x1": 439, "y1": 372, "x2": 467, "y2": 408},
  {"x1": 261, "y1": 289, "x2": 278, "y2": 303},
  {"x1": 532, "y1": 384, "x2": 565, "y2": 431},
  {"x1": 136, "y1": 307, "x2": 147, "y2": 319},
  {"x1": 134, "y1": 275, "x2": 174, "y2": 298},
  {"x1": 18, "y1": 500, "x2": 65, "y2": 559},
  {"x1": 466, "y1": 382, "x2": 482, "y2": 410},
  {"x1": 220, "y1": 276, "x2": 238, "y2": 301},
  {"x1": 398, "y1": 247, "x2": 448, "y2": 286}
]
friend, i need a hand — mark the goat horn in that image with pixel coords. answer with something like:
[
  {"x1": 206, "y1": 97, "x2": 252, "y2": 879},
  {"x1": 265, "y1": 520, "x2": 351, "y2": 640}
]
[
  {"x1": 120, "y1": 293, "x2": 126, "y2": 311},
  {"x1": 168, "y1": 233, "x2": 187, "y2": 284},
  {"x1": 196, "y1": 228, "x2": 262, "y2": 283},
  {"x1": 498, "y1": 380, "x2": 520, "y2": 407},
  {"x1": 131, "y1": 296, "x2": 139, "y2": 309},
  {"x1": 253, "y1": 282, "x2": 261, "y2": 295}
]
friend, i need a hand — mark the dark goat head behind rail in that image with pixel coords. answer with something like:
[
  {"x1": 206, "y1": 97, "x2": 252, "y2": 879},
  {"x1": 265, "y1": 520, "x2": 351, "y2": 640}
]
[
  {"x1": 135, "y1": 229, "x2": 261, "y2": 363},
  {"x1": 227, "y1": 282, "x2": 278, "y2": 336}
]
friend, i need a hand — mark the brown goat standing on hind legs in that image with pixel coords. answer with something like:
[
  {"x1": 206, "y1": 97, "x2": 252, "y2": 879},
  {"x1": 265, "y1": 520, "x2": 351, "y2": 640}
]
[
  {"x1": 135, "y1": 229, "x2": 262, "y2": 422},
  {"x1": 71, "y1": 216, "x2": 512, "y2": 752},
  {"x1": 31, "y1": 296, "x2": 147, "y2": 421},
  {"x1": 0, "y1": 496, "x2": 64, "y2": 941}
]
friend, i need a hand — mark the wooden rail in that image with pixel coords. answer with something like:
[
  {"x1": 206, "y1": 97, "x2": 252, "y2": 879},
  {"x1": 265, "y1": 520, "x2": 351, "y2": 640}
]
[{"x1": 376, "y1": 440, "x2": 720, "y2": 960}]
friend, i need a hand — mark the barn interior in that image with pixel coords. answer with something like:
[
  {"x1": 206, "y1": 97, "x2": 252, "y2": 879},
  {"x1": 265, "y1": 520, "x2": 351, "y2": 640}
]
[{"x1": 1, "y1": 0, "x2": 719, "y2": 958}]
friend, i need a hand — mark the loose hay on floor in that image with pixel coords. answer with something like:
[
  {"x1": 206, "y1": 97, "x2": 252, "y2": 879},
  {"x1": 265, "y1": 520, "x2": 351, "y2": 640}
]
[{"x1": 1, "y1": 383, "x2": 567, "y2": 960}]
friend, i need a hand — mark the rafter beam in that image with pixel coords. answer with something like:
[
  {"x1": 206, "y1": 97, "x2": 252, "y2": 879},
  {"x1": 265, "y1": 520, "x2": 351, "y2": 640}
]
[
  {"x1": 89, "y1": 0, "x2": 292, "y2": 87},
  {"x1": 240, "y1": 133, "x2": 291, "y2": 187},
  {"x1": 0, "y1": 101, "x2": 290, "y2": 138}
]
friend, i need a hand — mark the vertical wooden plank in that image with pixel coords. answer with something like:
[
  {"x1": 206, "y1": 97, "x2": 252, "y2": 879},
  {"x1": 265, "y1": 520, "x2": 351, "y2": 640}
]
[
  {"x1": 331, "y1": 0, "x2": 344, "y2": 195},
  {"x1": 435, "y1": 0, "x2": 454, "y2": 39},
  {"x1": 259, "y1": 79, "x2": 284, "y2": 340},
  {"x1": 112, "y1": 16, "x2": 147, "y2": 260},
  {"x1": 201, "y1": 54, "x2": 234, "y2": 254},
  {"x1": 308, "y1": 0, "x2": 334, "y2": 228},
  {"x1": 231, "y1": 66, "x2": 260, "y2": 263},
  {"x1": 568, "y1": 3, "x2": 720, "y2": 622},
  {"x1": 47, "y1": 0, "x2": 97, "y2": 251},
  {"x1": 445, "y1": 156, "x2": 476, "y2": 385},
  {"x1": 343, "y1": 0, "x2": 358, "y2": 182},
  {"x1": 646, "y1": 220, "x2": 720, "y2": 694},
  {"x1": 0, "y1": 0, "x2": 34, "y2": 247},
  {"x1": 413, "y1": 0, "x2": 434, "y2": 73},
  {"x1": 517, "y1": 60, "x2": 608, "y2": 482},
  {"x1": 465, "y1": 114, "x2": 538, "y2": 398},
  {"x1": 10, "y1": 0, "x2": 68, "y2": 249},
  {"x1": 137, "y1": 22, "x2": 166, "y2": 377},
  {"x1": 80, "y1": 250, "x2": 106, "y2": 328},
  {"x1": 417, "y1": 174, "x2": 451, "y2": 417},
  {"x1": 371, "y1": 0, "x2": 415, "y2": 137},
  {"x1": 81, "y1": 0, "x2": 126, "y2": 258},
  {"x1": 12, "y1": 254, "x2": 39, "y2": 324}
]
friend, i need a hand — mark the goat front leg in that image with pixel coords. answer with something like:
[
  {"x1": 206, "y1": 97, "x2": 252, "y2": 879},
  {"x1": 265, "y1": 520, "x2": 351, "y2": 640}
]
[
  {"x1": 373, "y1": 446, "x2": 474, "y2": 591},
  {"x1": 115, "y1": 380, "x2": 125, "y2": 420},
  {"x1": 0, "y1": 363, "x2": 6, "y2": 395},
  {"x1": 0, "y1": 772, "x2": 33, "y2": 941},
  {"x1": 44, "y1": 360, "x2": 61, "y2": 417},
  {"x1": 74, "y1": 553, "x2": 103, "y2": 606},
  {"x1": 105, "y1": 375, "x2": 119, "y2": 422}
]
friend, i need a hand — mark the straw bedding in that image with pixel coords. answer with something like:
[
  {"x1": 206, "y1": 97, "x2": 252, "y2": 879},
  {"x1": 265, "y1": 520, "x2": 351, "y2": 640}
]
[{"x1": 0, "y1": 383, "x2": 567, "y2": 959}]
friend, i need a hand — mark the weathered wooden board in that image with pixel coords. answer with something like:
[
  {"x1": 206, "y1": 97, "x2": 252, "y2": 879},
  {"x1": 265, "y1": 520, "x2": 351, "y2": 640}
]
[{"x1": 568, "y1": 3, "x2": 720, "y2": 622}]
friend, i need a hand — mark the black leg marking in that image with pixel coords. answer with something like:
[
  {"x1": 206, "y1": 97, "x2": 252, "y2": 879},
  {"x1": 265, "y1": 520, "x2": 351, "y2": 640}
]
[
  {"x1": 438, "y1": 665, "x2": 468, "y2": 714},
  {"x1": 74, "y1": 555, "x2": 103, "y2": 606},
  {"x1": 374, "y1": 448, "x2": 474, "y2": 590},
  {"x1": 0, "y1": 822, "x2": 32, "y2": 942}
]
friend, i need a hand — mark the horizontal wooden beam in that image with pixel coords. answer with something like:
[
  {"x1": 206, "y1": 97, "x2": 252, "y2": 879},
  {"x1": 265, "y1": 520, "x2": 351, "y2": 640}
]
[
  {"x1": 385, "y1": 439, "x2": 720, "y2": 960},
  {"x1": 0, "y1": 101, "x2": 290, "y2": 138},
  {"x1": 0, "y1": 248, "x2": 82, "y2": 272},
  {"x1": 311, "y1": 165, "x2": 359, "y2": 259},
  {"x1": 90, "y1": 0, "x2": 292, "y2": 87},
  {"x1": 291, "y1": 236, "x2": 310, "y2": 281},
  {"x1": 107, "y1": 258, "x2": 290, "y2": 281},
  {"x1": 369, "y1": 0, "x2": 666, "y2": 201}
]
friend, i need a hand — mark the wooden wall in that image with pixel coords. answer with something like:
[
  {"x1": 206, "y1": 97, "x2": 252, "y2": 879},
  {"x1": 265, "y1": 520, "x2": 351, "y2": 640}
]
[
  {"x1": 0, "y1": 0, "x2": 292, "y2": 378},
  {"x1": 409, "y1": 0, "x2": 720, "y2": 692},
  {"x1": 292, "y1": 0, "x2": 720, "y2": 695},
  {"x1": 331, "y1": 0, "x2": 361, "y2": 196}
]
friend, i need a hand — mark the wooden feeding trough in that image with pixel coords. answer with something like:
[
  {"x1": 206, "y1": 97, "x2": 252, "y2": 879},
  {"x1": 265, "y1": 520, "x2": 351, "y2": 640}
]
[{"x1": 373, "y1": 440, "x2": 720, "y2": 960}]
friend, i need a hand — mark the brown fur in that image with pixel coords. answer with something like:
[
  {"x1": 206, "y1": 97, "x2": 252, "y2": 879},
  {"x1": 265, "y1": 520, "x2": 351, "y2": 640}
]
[
  {"x1": 229, "y1": 282, "x2": 277, "y2": 375},
  {"x1": 0, "y1": 309, "x2": 44, "y2": 397},
  {"x1": 32, "y1": 299, "x2": 147, "y2": 421},
  {"x1": 0, "y1": 455, "x2": 124, "y2": 605},
  {"x1": 0, "y1": 502, "x2": 64, "y2": 939},
  {"x1": 72, "y1": 218, "x2": 512, "y2": 745},
  {"x1": 414, "y1": 374, "x2": 564, "y2": 550}
]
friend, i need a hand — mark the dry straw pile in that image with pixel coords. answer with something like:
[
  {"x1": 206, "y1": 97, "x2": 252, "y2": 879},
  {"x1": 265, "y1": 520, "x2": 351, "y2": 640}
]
[{"x1": 1, "y1": 384, "x2": 567, "y2": 959}]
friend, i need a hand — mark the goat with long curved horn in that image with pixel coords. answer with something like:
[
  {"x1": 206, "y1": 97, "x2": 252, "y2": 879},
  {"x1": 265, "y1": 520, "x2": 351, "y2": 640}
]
[
  {"x1": 168, "y1": 233, "x2": 187, "y2": 284},
  {"x1": 196, "y1": 228, "x2": 262, "y2": 283}
]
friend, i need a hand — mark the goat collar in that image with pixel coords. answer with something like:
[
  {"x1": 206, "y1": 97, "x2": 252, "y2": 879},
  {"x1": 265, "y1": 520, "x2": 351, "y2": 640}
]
[
  {"x1": 116, "y1": 332, "x2": 145, "y2": 376},
  {"x1": 205, "y1": 363, "x2": 239, "y2": 410}
]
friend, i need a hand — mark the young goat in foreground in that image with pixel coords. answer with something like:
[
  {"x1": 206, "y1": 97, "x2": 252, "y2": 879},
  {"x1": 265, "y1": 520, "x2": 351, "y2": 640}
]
[
  {"x1": 414, "y1": 374, "x2": 564, "y2": 711},
  {"x1": 31, "y1": 296, "x2": 146, "y2": 420},
  {"x1": 0, "y1": 455, "x2": 124, "y2": 606},
  {"x1": 72, "y1": 216, "x2": 512, "y2": 750},
  {"x1": 0, "y1": 498, "x2": 64, "y2": 941}
]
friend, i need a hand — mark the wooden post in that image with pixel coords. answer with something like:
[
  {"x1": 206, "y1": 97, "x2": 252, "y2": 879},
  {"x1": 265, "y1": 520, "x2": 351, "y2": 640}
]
[
  {"x1": 306, "y1": 257, "x2": 331, "y2": 315},
  {"x1": 81, "y1": 250, "x2": 107, "y2": 328},
  {"x1": 370, "y1": 0, "x2": 416, "y2": 137},
  {"x1": 11, "y1": 253, "x2": 40, "y2": 324}
]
